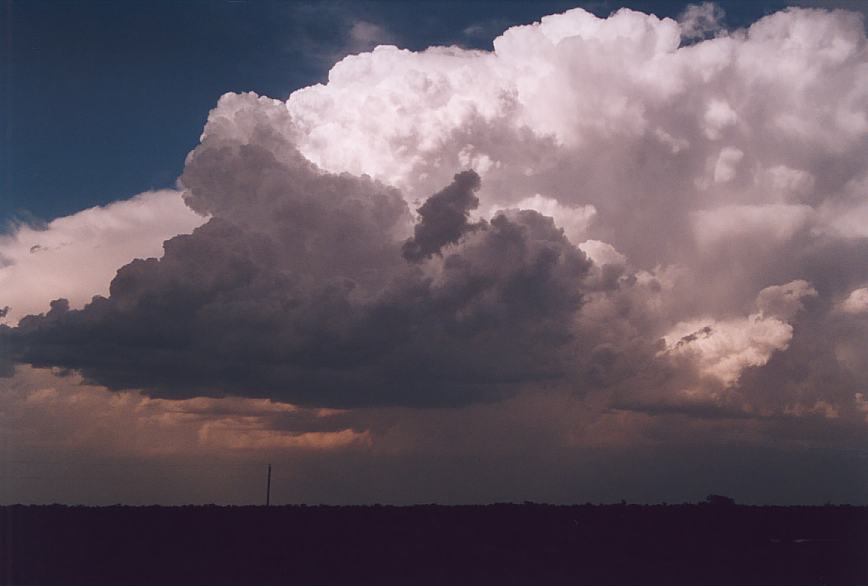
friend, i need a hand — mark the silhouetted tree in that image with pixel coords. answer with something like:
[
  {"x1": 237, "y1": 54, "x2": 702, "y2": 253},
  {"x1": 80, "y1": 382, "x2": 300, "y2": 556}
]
[{"x1": 704, "y1": 494, "x2": 736, "y2": 506}]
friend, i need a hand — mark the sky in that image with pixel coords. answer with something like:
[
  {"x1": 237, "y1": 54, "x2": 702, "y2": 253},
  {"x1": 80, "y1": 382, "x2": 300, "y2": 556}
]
[
  {"x1": 4, "y1": 0, "x2": 857, "y2": 222},
  {"x1": 1, "y1": 0, "x2": 868, "y2": 505}
]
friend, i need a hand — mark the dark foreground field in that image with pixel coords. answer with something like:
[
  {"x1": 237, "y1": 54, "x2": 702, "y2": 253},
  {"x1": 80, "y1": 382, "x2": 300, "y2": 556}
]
[{"x1": 2, "y1": 503, "x2": 867, "y2": 585}]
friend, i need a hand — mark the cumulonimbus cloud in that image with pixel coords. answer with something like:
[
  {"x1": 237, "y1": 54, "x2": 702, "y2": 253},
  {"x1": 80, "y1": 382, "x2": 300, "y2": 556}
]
[
  {"x1": 2, "y1": 5, "x2": 868, "y2": 421},
  {"x1": 1, "y1": 98, "x2": 592, "y2": 406},
  {"x1": 0, "y1": 190, "x2": 204, "y2": 326}
]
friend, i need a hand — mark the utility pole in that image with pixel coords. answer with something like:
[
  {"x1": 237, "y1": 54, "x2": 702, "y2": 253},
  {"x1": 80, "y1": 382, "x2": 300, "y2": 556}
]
[{"x1": 266, "y1": 463, "x2": 272, "y2": 507}]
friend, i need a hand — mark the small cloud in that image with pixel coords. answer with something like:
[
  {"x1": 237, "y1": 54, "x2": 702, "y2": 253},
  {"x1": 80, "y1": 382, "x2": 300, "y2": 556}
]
[
  {"x1": 347, "y1": 20, "x2": 393, "y2": 53},
  {"x1": 678, "y1": 2, "x2": 726, "y2": 41},
  {"x1": 462, "y1": 18, "x2": 512, "y2": 43}
]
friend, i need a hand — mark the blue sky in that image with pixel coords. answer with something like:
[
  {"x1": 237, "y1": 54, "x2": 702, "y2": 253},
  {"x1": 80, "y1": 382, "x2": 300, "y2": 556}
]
[{"x1": 1, "y1": 0, "x2": 851, "y2": 223}]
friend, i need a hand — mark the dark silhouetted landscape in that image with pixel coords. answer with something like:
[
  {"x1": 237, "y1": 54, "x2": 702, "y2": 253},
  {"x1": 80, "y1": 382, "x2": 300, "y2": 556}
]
[{"x1": 3, "y1": 501, "x2": 867, "y2": 585}]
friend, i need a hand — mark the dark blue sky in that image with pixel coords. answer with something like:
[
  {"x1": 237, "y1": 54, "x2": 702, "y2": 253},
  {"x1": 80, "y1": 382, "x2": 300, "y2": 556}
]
[{"x1": 0, "y1": 0, "x2": 854, "y2": 223}]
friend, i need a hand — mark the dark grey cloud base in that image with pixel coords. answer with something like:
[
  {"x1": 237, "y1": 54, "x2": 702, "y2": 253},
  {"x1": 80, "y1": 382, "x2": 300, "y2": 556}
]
[{"x1": 1, "y1": 102, "x2": 594, "y2": 408}]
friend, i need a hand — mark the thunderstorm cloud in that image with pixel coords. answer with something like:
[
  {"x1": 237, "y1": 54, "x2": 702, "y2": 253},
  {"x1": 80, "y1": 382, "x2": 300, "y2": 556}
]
[{"x1": 3, "y1": 5, "x2": 868, "y2": 427}]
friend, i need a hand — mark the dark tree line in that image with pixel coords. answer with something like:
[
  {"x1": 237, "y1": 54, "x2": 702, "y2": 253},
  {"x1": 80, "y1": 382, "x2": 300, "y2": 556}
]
[{"x1": 2, "y1": 503, "x2": 867, "y2": 585}]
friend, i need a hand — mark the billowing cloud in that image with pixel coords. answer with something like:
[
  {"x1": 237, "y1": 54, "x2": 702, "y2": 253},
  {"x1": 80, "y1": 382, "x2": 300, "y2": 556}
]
[
  {"x1": 1, "y1": 95, "x2": 594, "y2": 407},
  {"x1": 491, "y1": 194, "x2": 597, "y2": 245},
  {"x1": 662, "y1": 280, "x2": 817, "y2": 387},
  {"x1": 0, "y1": 190, "x2": 204, "y2": 325},
  {"x1": 402, "y1": 170, "x2": 483, "y2": 262},
  {"x1": 3, "y1": 5, "x2": 868, "y2": 427}
]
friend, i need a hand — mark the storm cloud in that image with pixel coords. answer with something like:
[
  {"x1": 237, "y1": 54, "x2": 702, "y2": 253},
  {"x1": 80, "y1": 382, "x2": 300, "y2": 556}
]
[
  {"x1": 1, "y1": 95, "x2": 594, "y2": 407},
  {"x1": 3, "y1": 4, "x2": 868, "y2": 427},
  {"x1": 402, "y1": 170, "x2": 482, "y2": 262}
]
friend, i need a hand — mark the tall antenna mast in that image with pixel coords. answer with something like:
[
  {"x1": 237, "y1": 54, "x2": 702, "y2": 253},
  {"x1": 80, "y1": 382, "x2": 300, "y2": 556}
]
[{"x1": 266, "y1": 463, "x2": 272, "y2": 507}]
